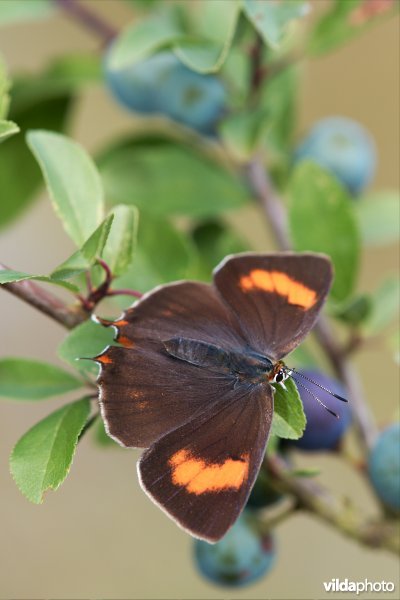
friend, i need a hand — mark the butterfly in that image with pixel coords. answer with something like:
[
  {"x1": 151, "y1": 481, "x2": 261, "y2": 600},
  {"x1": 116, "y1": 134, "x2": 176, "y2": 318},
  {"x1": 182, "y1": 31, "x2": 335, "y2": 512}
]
[{"x1": 95, "y1": 252, "x2": 333, "y2": 542}]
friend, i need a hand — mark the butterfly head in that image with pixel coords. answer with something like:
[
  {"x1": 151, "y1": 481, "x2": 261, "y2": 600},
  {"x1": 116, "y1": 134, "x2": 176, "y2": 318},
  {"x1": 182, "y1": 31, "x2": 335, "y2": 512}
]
[{"x1": 268, "y1": 361, "x2": 291, "y2": 386}]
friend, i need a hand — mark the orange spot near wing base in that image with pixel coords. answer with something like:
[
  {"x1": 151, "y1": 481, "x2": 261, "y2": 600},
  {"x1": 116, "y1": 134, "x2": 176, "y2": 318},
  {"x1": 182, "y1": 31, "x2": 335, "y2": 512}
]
[
  {"x1": 117, "y1": 335, "x2": 134, "y2": 348},
  {"x1": 96, "y1": 354, "x2": 113, "y2": 365},
  {"x1": 169, "y1": 450, "x2": 249, "y2": 495},
  {"x1": 240, "y1": 269, "x2": 317, "y2": 309},
  {"x1": 113, "y1": 319, "x2": 129, "y2": 328}
]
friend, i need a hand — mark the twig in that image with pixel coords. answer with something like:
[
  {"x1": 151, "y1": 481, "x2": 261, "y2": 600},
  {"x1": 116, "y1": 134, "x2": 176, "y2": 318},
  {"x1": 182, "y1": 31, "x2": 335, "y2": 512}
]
[
  {"x1": 106, "y1": 288, "x2": 143, "y2": 299},
  {"x1": 267, "y1": 455, "x2": 399, "y2": 555},
  {"x1": 248, "y1": 35, "x2": 266, "y2": 107},
  {"x1": 245, "y1": 157, "x2": 378, "y2": 453},
  {"x1": 253, "y1": 496, "x2": 298, "y2": 537},
  {"x1": 55, "y1": 0, "x2": 117, "y2": 46},
  {"x1": 245, "y1": 159, "x2": 291, "y2": 250},
  {"x1": 314, "y1": 317, "x2": 378, "y2": 451},
  {"x1": 0, "y1": 264, "x2": 89, "y2": 330}
]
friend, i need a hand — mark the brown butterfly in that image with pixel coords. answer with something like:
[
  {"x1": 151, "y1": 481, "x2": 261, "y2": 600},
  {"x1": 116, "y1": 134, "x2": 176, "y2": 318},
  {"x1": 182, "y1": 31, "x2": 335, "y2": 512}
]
[{"x1": 96, "y1": 253, "x2": 333, "y2": 542}]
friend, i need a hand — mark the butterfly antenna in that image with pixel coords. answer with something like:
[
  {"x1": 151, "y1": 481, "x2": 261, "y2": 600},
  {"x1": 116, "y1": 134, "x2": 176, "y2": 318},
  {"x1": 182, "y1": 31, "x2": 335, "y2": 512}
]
[
  {"x1": 288, "y1": 368, "x2": 348, "y2": 403},
  {"x1": 291, "y1": 376, "x2": 339, "y2": 419}
]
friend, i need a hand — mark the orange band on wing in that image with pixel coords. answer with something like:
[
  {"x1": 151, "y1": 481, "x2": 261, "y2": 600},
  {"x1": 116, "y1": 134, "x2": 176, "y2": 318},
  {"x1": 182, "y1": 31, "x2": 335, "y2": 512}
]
[
  {"x1": 240, "y1": 269, "x2": 317, "y2": 309},
  {"x1": 169, "y1": 449, "x2": 249, "y2": 495}
]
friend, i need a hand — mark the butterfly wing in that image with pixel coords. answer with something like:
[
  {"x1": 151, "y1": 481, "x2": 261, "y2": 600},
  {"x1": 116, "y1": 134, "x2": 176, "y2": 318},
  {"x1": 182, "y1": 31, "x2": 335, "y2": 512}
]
[
  {"x1": 138, "y1": 381, "x2": 273, "y2": 542},
  {"x1": 97, "y1": 281, "x2": 248, "y2": 448},
  {"x1": 213, "y1": 252, "x2": 333, "y2": 360}
]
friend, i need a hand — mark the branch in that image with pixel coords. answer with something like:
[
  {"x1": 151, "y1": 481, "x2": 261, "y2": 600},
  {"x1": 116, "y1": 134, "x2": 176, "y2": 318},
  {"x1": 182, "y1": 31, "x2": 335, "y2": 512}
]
[
  {"x1": 314, "y1": 317, "x2": 378, "y2": 451},
  {"x1": 0, "y1": 264, "x2": 89, "y2": 330},
  {"x1": 55, "y1": 0, "x2": 117, "y2": 46},
  {"x1": 254, "y1": 496, "x2": 298, "y2": 536},
  {"x1": 245, "y1": 159, "x2": 291, "y2": 250},
  {"x1": 245, "y1": 157, "x2": 378, "y2": 453},
  {"x1": 267, "y1": 455, "x2": 399, "y2": 555}
]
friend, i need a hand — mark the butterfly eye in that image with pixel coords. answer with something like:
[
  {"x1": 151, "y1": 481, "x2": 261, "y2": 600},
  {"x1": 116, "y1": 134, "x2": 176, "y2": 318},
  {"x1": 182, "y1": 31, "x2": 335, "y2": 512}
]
[{"x1": 275, "y1": 371, "x2": 284, "y2": 383}]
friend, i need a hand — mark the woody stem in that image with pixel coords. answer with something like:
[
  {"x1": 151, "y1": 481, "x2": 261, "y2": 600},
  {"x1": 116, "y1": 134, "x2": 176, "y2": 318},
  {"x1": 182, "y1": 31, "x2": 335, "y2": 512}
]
[
  {"x1": 245, "y1": 157, "x2": 378, "y2": 454},
  {"x1": 266, "y1": 454, "x2": 399, "y2": 555},
  {"x1": 0, "y1": 264, "x2": 89, "y2": 329}
]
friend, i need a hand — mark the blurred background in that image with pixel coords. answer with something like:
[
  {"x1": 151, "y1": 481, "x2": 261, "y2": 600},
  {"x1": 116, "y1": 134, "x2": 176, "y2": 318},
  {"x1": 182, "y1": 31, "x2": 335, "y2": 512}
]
[{"x1": 0, "y1": 1, "x2": 399, "y2": 598}]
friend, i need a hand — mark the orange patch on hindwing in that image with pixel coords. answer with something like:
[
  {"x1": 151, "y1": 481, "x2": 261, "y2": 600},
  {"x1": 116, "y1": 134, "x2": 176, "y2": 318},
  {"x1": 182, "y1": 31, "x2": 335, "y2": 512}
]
[
  {"x1": 240, "y1": 269, "x2": 317, "y2": 309},
  {"x1": 169, "y1": 450, "x2": 249, "y2": 495}
]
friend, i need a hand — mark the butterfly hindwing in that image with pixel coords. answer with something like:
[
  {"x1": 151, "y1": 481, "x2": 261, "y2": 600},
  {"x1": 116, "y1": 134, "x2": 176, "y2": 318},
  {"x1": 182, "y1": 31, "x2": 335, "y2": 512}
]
[
  {"x1": 138, "y1": 381, "x2": 273, "y2": 542},
  {"x1": 98, "y1": 346, "x2": 254, "y2": 448},
  {"x1": 213, "y1": 252, "x2": 333, "y2": 360}
]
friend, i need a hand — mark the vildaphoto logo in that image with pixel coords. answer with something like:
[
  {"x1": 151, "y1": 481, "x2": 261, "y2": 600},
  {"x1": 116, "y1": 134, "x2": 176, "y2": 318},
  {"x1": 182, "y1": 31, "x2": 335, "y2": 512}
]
[{"x1": 323, "y1": 578, "x2": 396, "y2": 595}]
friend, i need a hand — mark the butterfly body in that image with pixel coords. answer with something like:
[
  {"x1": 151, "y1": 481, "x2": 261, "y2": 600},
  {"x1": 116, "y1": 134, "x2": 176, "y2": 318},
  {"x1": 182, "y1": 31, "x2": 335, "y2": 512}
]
[
  {"x1": 163, "y1": 337, "x2": 275, "y2": 383},
  {"x1": 96, "y1": 252, "x2": 333, "y2": 542}
]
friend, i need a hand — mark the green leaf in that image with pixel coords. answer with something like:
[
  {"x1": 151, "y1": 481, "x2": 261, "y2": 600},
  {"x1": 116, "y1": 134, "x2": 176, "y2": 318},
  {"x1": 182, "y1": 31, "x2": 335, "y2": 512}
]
[
  {"x1": 355, "y1": 190, "x2": 400, "y2": 247},
  {"x1": 0, "y1": 120, "x2": 19, "y2": 143},
  {"x1": 27, "y1": 130, "x2": 104, "y2": 246},
  {"x1": 333, "y1": 294, "x2": 372, "y2": 326},
  {"x1": 308, "y1": 0, "x2": 360, "y2": 55},
  {"x1": 0, "y1": 93, "x2": 72, "y2": 229},
  {"x1": 0, "y1": 54, "x2": 99, "y2": 229},
  {"x1": 58, "y1": 320, "x2": 115, "y2": 378},
  {"x1": 308, "y1": 0, "x2": 398, "y2": 56},
  {"x1": 260, "y1": 65, "x2": 298, "y2": 160},
  {"x1": 97, "y1": 138, "x2": 248, "y2": 218},
  {"x1": 114, "y1": 212, "x2": 195, "y2": 296},
  {"x1": 0, "y1": 269, "x2": 79, "y2": 292},
  {"x1": 243, "y1": 0, "x2": 310, "y2": 49},
  {"x1": 102, "y1": 205, "x2": 139, "y2": 277},
  {"x1": 271, "y1": 378, "x2": 306, "y2": 439},
  {"x1": 191, "y1": 219, "x2": 248, "y2": 280},
  {"x1": 108, "y1": 3, "x2": 239, "y2": 74},
  {"x1": 288, "y1": 161, "x2": 360, "y2": 302},
  {"x1": 51, "y1": 214, "x2": 114, "y2": 280},
  {"x1": 10, "y1": 398, "x2": 90, "y2": 504},
  {"x1": 175, "y1": 2, "x2": 240, "y2": 73},
  {"x1": 0, "y1": 358, "x2": 83, "y2": 401},
  {"x1": 288, "y1": 467, "x2": 320, "y2": 478},
  {"x1": 0, "y1": 55, "x2": 11, "y2": 118},
  {"x1": 363, "y1": 277, "x2": 400, "y2": 335},
  {"x1": 107, "y1": 11, "x2": 182, "y2": 70},
  {"x1": 10, "y1": 54, "x2": 101, "y2": 115},
  {"x1": 219, "y1": 109, "x2": 271, "y2": 162},
  {"x1": 0, "y1": 0, "x2": 53, "y2": 26},
  {"x1": 0, "y1": 55, "x2": 101, "y2": 227}
]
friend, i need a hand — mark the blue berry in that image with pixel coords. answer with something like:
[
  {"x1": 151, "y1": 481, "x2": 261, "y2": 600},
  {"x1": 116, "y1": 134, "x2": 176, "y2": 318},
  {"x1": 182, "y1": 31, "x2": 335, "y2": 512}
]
[
  {"x1": 194, "y1": 512, "x2": 276, "y2": 587},
  {"x1": 368, "y1": 423, "x2": 400, "y2": 511},
  {"x1": 104, "y1": 50, "x2": 226, "y2": 134},
  {"x1": 294, "y1": 117, "x2": 376, "y2": 195},
  {"x1": 292, "y1": 370, "x2": 351, "y2": 451}
]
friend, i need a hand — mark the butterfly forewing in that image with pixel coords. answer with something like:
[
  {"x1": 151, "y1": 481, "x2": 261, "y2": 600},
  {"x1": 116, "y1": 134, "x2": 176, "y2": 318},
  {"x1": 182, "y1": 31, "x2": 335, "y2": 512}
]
[
  {"x1": 213, "y1": 253, "x2": 333, "y2": 360},
  {"x1": 97, "y1": 281, "x2": 247, "y2": 447}
]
